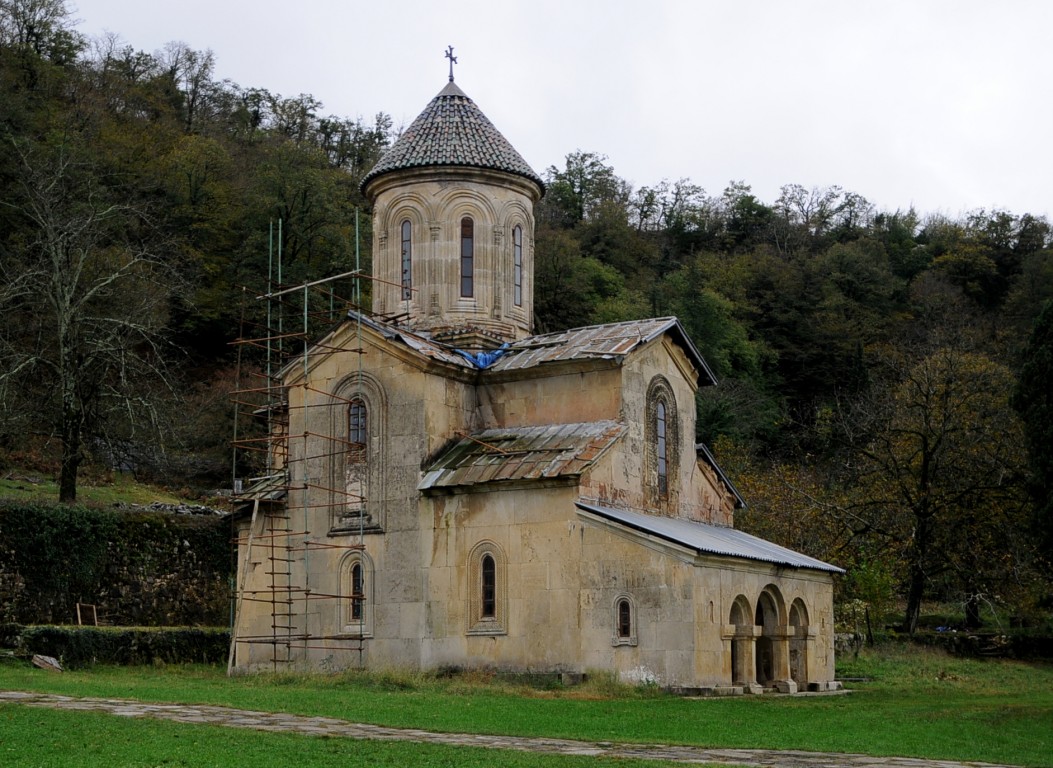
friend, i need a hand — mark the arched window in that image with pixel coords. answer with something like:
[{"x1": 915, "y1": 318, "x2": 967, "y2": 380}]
[
  {"x1": 467, "y1": 541, "x2": 506, "y2": 635},
  {"x1": 400, "y1": 220, "x2": 412, "y2": 300},
  {"x1": 350, "y1": 562, "x2": 364, "y2": 621},
  {"x1": 656, "y1": 400, "x2": 668, "y2": 497},
  {"x1": 348, "y1": 398, "x2": 367, "y2": 464},
  {"x1": 617, "y1": 599, "x2": 631, "y2": 638},
  {"x1": 481, "y1": 554, "x2": 496, "y2": 618},
  {"x1": 340, "y1": 552, "x2": 374, "y2": 636},
  {"x1": 645, "y1": 376, "x2": 678, "y2": 504},
  {"x1": 612, "y1": 594, "x2": 637, "y2": 646},
  {"x1": 460, "y1": 217, "x2": 474, "y2": 298},
  {"x1": 330, "y1": 374, "x2": 387, "y2": 533},
  {"x1": 512, "y1": 225, "x2": 523, "y2": 307}
]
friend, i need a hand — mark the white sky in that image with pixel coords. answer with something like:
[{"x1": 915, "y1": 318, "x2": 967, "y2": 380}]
[{"x1": 72, "y1": 0, "x2": 1052, "y2": 219}]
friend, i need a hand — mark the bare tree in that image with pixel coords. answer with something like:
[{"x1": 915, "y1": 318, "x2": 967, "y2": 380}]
[{"x1": 0, "y1": 140, "x2": 182, "y2": 501}]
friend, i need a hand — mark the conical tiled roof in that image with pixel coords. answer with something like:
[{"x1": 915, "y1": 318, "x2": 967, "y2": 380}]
[{"x1": 361, "y1": 81, "x2": 544, "y2": 194}]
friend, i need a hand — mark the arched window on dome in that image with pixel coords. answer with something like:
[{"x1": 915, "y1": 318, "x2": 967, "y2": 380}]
[
  {"x1": 460, "y1": 217, "x2": 474, "y2": 298},
  {"x1": 513, "y1": 225, "x2": 523, "y2": 307},
  {"x1": 400, "y1": 220, "x2": 412, "y2": 300}
]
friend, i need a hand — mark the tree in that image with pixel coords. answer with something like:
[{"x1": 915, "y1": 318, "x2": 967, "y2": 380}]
[
  {"x1": 1013, "y1": 300, "x2": 1053, "y2": 553},
  {"x1": 0, "y1": 141, "x2": 182, "y2": 501},
  {"x1": 844, "y1": 348, "x2": 1031, "y2": 633},
  {"x1": 0, "y1": 0, "x2": 82, "y2": 66},
  {"x1": 541, "y1": 151, "x2": 626, "y2": 228}
]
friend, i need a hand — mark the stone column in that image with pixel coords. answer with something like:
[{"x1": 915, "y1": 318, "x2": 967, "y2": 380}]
[
  {"x1": 725, "y1": 624, "x2": 763, "y2": 694},
  {"x1": 771, "y1": 627, "x2": 798, "y2": 694}
]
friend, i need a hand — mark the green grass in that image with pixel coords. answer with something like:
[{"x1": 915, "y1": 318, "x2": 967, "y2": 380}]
[
  {"x1": 0, "y1": 645, "x2": 1051, "y2": 766},
  {"x1": 0, "y1": 705, "x2": 699, "y2": 768},
  {"x1": 0, "y1": 471, "x2": 196, "y2": 506}
]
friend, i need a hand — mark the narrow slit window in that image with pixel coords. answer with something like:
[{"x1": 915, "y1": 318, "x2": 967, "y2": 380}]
[
  {"x1": 656, "y1": 400, "x2": 667, "y2": 496},
  {"x1": 617, "y1": 599, "x2": 632, "y2": 639},
  {"x1": 350, "y1": 562, "x2": 364, "y2": 621},
  {"x1": 513, "y1": 225, "x2": 523, "y2": 307},
  {"x1": 481, "y1": 554, "x2": 496, "y2": 618},
  {"x1": 460, "y1": 217, "x2": 474, "y2": 298},
  {"x1": 400, "y1": 220, "x2": 412, "y2": 300},
  {"x1": 349, "y1": 398, "x2": 367, "y2": 463}
]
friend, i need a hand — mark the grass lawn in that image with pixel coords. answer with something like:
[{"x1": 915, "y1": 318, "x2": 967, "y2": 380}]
[
  {"x1": 1, "y1": 644, "x2": 1051, "y2": 767},
  {"x1": 0, "y1": 705, "x2": 704, "y2": 768},
  {"x1": 0, "y1": 472, "x2": 194, "y2": 507}
]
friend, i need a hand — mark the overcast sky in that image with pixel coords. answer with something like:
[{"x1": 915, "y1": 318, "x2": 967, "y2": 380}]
[{"x1": 71, "y1": 0, "x2": 1052, "y2": 220}]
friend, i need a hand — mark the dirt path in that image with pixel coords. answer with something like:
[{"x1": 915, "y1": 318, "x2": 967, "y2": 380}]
[{"x1": 0, "y1": 690, "x2": 1020, "y2": 768}]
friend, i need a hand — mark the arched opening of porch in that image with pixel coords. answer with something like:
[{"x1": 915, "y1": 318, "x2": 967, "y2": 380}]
[
  {"x1": 789, "y1": 598, "x2": 812, "y2": 687},
  {"x1": 728, "y1": 596, "x2": 755, "y2": 687}
]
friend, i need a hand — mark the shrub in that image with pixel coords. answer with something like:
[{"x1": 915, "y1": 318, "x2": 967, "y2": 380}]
[
  {"x1": 15, "y1": 625, "x2": 230, "y2": 668},
  {"x1": 0, "y1": 500, "x2": 231, "y2": 625}
]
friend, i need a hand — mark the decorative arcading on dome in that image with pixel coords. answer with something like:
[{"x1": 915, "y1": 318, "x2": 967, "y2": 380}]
[{"x1": 361, "y1": 81, "x2": 544, "y2": 194}]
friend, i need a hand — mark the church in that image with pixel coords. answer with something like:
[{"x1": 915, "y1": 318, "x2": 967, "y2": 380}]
[{"x1": 230, "y1": 70, "x2": 843, "y2": 693}]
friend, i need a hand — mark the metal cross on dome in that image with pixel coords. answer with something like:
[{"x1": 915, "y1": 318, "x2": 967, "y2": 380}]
[{"x1": 445, "y1": 45, "x2": 457, "y2": 82}]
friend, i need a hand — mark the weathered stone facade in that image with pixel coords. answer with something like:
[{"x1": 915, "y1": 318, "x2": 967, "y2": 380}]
[{"x1": 231, "y1": 78, "x2": 842, "y2": 691}]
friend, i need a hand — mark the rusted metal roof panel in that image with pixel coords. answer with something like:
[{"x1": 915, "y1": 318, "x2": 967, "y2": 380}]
[
  {"x1": 345, "y1": 311, "x2": 476, "y2": 369},
  {"x1": 232, "y1": 472, "x2": 287, "y2": 503},
  {"x1": 576, "y1": 502, "x2": 844, "y2": 573},
  {"x1": 419, "y1": 421, "x2": 624, "y2": 491},
  {"x1": 487, "y1": 317, "x2": 717, "y2": 385}
]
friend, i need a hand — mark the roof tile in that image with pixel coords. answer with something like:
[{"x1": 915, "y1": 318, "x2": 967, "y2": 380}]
[{"x1": 362, "y1": 81, "x2": 544, "y2": 192}]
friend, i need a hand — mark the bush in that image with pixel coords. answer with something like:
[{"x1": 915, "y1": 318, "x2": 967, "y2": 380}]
[
  {"x1": 0, "y1": 500, "x2": 231, "y2": 625},
  {"x1": 14, "y1": 625, "x2": 230, "y2": 668}
]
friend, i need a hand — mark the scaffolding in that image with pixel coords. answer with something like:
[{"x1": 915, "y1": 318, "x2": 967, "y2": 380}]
[{"x1": 227, "y1": 219, "x2": 371, "y2": 672}]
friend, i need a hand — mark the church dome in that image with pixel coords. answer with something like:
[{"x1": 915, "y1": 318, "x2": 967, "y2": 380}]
[{"x1": 361, "y1": 80, "x2": 544, "y2": 195}]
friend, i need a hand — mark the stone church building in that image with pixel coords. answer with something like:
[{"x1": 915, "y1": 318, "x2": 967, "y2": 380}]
[{"x1": 231, "y1": 75, "x2": 843, "y2": 693}]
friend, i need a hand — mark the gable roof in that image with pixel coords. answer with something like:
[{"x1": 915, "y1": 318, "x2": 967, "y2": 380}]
[
  {"x1": 419, "y1": 421, "x2": 624, "y2": 491},
  {"x1": 696, "y1": 443, "x2": 746, "y2": 509},
  {"x1": 313, "y1": 313, "x2": 718, "y2": 387},
  {"x1": 488, "y1": 317, "x2": 718, "y2": 386},
  {"x1": 362, "y1": 81, "x2": 544, "y2": 194},
  {"x1": 576, "y1": 501, "x2": 844, "y2": 573}
]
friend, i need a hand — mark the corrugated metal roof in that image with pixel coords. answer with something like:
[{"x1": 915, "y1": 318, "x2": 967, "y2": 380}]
[
  {"x1": 575, "y1": 501, "x2": 844, "y2": 573},
  {"x1": 232, "y1": 472, "x2": 287, "y2": 503},
  {"x1": 351, "y1": 311, "x2": 477, "y2": 369},
  {"x1": 488, "y1": 317, "x2": 717, "y2": 385},
  {"x1": 331, "y1": 313, "x2": 718, "y2": 387},
  {"x1": 419, "y1": 421, "x2": 624, "y2": 491},
  {"x1": 361, "y1": 81, "x2": 544, "y2": 194}
]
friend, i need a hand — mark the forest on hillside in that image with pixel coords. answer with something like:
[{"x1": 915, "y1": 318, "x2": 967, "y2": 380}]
[{"x1": 1, "y1": 0, "x2": 1050, "y2": 633}]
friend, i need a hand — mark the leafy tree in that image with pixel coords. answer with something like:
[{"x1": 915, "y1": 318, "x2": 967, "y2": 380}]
[
  {"x1": 843, "y1": 348, "x2": 1031, "y2": 633},
  {"x1": 1013, "y1": 300, "x2": 1053, "y2": 553},
  {"x1": 541, "y1": 151, "x2": 626, "y2": 228},
  {"x1": 717, "y1": 181, "x2": 775, "y2": 253},
  {"x1": 0, "y1": 0, "x2": 83, "y2": 68}
]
